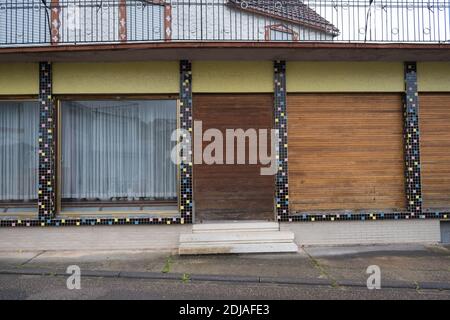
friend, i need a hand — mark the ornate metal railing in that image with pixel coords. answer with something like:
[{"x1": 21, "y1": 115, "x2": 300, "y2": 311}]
[{"x1": 0, "y1": 0, "x2": 449, "y2": 47}]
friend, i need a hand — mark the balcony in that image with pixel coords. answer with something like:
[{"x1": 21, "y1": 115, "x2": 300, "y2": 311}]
[{"x1": 0, "y1": 0, "x2": 449, "y2": 61}]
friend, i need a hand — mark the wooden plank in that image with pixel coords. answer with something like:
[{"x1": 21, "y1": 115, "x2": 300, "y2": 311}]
[
  {"x1": 287, "y1": 93, "x2": 405, "y2": 213},
  {"x1": 193, "y1": 94, "x2": 274, "y2": 221},
  {"x1": 420, "y1": 93, "x2": 450, "y2": 210}
]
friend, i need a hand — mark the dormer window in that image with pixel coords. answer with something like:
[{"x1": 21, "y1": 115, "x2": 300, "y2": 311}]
[{"x1": 265, "y1": 24, "x2": 299, "y2": 41}]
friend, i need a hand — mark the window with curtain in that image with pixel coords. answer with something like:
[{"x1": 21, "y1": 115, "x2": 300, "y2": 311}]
[
  {"x1": 61, "y1": 100, "x2": 177, "y2": 202},
  {"x1": 0, "y1": 101, "x2": 39, "y2": 202}
]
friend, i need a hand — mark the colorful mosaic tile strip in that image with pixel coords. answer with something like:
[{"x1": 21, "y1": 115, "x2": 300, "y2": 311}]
[
  {"x1": 38, "y1": 62, "x2": 56, "y2": 220},
  {"x1": 179, "y1": 60, "x2": 193, "y2": 224},
  {"x1": 274, "y1": 61, "x2": 290, "y2": 222},
  {"x1": 0, "y1": 216, "x2": 184, "y2": 228},
  {"x1": 404, "y1": 62, "x2": 423, "y2": 216},
  {"x1": 285, "y1": 211, "x2": 449, "y2": 223},
  {"x1": 0, "y1": 212, "x2": 448, "y2": 228}
]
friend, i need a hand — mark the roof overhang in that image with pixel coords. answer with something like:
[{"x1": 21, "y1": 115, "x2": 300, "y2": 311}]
[{"x1": 0, "y1": 42, "x2": 449, "y2": 62}]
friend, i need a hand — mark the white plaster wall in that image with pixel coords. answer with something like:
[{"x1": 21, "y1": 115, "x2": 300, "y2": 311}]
[
  {"x1": 171, "y1": 0, "x2": 333, "y2": 41},
  {"x1": 0, "y1": 221, "x2": 443, "y2": 252},
  {"x1": 10, "y1": 0, "x2": 331, "y2": 44},
  {"x1": 0, "y1": 225, "x2": 192, "y2": 252},
  {"x1": 127, "y1": 2, "x2": 164, "y2": 41},
  {"x1": 58, "y1": 0, "x2": 119, "y2": 43},
  {"x1": 281, "y1": 219, "x2": 441, "y2": 246},
  {"x1": 0, "y1": 0, "x2": 48, "y2": 45}
]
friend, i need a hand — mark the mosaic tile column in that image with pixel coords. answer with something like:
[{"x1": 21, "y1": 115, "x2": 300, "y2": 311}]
[
  {"x1": 274, "y1": 61, "x2": 290, "y2": 222},
  {"x1": 38, "y1": 62, "x2": 57, "y2": 220},
  {"x1": 179, "y1": 60, "x2": 193, "y2": 224},
  {"x1": 403, "y1": 62, "x2": 423, "y2": 216}
]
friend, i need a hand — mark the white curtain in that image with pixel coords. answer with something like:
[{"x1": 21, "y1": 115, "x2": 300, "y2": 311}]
[
  {"x1": 0, "y1": 101, "x2": 39, "y2": 201},
  {"x1": 62, "y1": 100, "x2": 177, "y2": 201}
]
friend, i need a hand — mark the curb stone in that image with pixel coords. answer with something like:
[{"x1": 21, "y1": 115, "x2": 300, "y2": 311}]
[{"x1": 1, "y1": 268, "x2": 450, "y2": 290}]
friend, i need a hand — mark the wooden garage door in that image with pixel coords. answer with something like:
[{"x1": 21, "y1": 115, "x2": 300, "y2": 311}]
[
  {"x1": 288, "y1": 93, "x2": 405, "y2": 213},
  {"x1": 420, "y1": 93, "x2": 450, "y2": 210},
  {"x1": 193, "y1": 94, "x2": 274, "y2": 221}
]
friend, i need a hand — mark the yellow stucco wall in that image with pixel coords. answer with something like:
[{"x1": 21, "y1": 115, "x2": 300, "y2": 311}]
[
  {"x1": 287, "y1": 62, "x2": 404, "y2": 92},
  {"x1": 418, "y1": 62, "x2": 450, "y2": 92},
  {"x1": 192, "y1": 61, "x2": 273, "y2": 93},
  {"x1": 53, "y1": 62, "x2": 179, "y2": 94},
  {"x1": 0, "y1": 63, "x2": 38, "y2": 95},
  {"x1": 2, "y1": 61, "x2": 447, "y2": 96}
]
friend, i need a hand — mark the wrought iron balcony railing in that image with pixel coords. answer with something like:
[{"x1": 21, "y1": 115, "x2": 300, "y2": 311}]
[{"x1": 0, "y1": 0, "x2": 449, "y2": 47}]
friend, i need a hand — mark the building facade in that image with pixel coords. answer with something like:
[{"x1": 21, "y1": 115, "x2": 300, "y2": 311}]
[{"x1": 0, "y1": 0, "x2": 449, "y2": 247}]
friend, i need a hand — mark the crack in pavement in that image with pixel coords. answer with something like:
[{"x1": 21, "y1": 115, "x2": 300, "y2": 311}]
[
  {"x1": 302, "y1": 247, "x2": 340, "y2": 288},
  {"x1": 20, "y1": 251, "x2": 46, "y2": 266}
]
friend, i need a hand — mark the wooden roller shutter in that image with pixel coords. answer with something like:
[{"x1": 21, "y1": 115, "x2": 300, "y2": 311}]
[
  {"x1": 420, "y1": 93, "x2": 450, "y2": 210},
  {"x1": 193, "y1": 94, "x2": 274, "y2": 221},
  {"x1": 287, "y1": 93, "x2": 405, "y2": 213}
]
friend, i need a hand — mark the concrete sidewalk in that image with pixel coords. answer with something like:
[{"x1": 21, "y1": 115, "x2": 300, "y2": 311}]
[{"x1": 0, "y1": 243, "x2": 449, "y2": 290}]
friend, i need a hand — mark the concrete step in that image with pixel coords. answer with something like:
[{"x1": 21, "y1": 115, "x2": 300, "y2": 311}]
[
  {"x1": 181, "y1": 231, "x2": 294, "y2": 244},
  {"x1": 179, "y1": 242, "x2": 298, "y2": 255},
  {"x1": 179, "y1": 222, "x2": 298, "y2": 255},
  {"x1": 192, "y1": 221, "x2": 279, "y2": 233}
]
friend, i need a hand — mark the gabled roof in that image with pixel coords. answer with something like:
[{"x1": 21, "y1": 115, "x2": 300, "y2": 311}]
[{"x1": 227, "y1": 0, "x2": 339, "y2": 36}]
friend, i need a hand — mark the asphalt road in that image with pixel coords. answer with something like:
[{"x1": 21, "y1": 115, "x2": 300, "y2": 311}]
[{"x1": 1, "y1": 274, "x2": 450, "y2": 300}]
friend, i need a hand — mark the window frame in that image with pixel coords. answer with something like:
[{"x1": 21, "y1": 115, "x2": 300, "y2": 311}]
[{"x1": 55, "y1": 94, "x2": 180, "y2": 213}]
